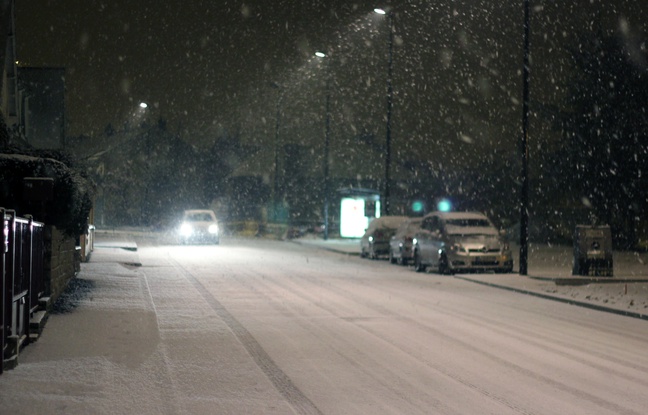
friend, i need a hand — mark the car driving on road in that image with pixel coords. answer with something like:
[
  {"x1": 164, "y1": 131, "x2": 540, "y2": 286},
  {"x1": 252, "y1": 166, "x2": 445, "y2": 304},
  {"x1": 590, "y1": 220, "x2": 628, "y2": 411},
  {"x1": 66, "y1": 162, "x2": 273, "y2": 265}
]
[
  {"x1": 412, "y1": 211, "x2": 512, "y2": 274},
  {"x1": 177, "y1": 209, "x2": 220, "y2": 244}
]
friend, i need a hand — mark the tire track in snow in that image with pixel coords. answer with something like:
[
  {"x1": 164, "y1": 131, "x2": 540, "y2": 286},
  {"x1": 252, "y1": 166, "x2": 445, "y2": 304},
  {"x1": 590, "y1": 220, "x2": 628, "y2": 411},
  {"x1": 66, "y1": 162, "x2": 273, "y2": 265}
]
[
  {"x1": 236, "y1": 260, "x2": 536, "y2": 415},
  {"x1": 211, "y1": 261, "x2": 463, "y2": 415},
  {"x1": 250, "y1": 257, "x2": 644, "y2": 415},
  {"x1": 168, "y1": 257, "x2": 324, "y2": 415}
]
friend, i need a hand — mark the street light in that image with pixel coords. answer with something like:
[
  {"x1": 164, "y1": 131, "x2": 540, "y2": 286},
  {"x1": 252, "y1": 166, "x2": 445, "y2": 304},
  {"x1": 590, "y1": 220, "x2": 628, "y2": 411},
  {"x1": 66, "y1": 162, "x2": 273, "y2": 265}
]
[
  {"x1": 132, "y1": 101, "x2": 150, "y2": 128},
  {"x1": 270, "y1": 82, "x2": 284, "y2": 223},
  {"x1": 375, "y1": 7, "x2": 395, "y2": 216},
  {"x1": 315, "y1": 51, "x2": 332, "y2": 240}
]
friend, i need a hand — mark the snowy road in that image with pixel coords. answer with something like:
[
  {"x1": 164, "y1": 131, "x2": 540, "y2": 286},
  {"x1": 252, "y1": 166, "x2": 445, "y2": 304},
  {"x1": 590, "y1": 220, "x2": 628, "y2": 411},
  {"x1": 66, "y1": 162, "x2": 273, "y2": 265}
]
[{"x1": 2, "y1": 236, "x2": 648, "y2": 414}]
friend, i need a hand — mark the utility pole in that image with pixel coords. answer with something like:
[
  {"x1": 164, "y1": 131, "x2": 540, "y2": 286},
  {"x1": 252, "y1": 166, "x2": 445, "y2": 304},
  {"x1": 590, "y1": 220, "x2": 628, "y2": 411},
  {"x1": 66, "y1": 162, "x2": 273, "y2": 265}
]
[
  {"x1": 383, "y1": 9, "x2": 395, "y2": 216},
  {"x1": 519, "y1": 0, "x2": 530, "y2": 275}
]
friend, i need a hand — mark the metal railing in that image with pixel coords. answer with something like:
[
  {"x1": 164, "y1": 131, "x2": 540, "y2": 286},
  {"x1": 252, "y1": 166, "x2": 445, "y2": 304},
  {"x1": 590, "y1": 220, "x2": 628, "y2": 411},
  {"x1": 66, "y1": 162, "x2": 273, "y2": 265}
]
[{"x1": 2, "y1": 208, "x2": 45, "y2": 374}]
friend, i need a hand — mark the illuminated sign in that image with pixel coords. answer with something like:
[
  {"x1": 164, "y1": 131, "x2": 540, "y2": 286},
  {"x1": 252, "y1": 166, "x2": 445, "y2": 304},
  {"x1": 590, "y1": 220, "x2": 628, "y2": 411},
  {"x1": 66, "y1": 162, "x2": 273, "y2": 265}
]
[{"x1": 340, "y1": 198, "x2": 368, "y2": 238}]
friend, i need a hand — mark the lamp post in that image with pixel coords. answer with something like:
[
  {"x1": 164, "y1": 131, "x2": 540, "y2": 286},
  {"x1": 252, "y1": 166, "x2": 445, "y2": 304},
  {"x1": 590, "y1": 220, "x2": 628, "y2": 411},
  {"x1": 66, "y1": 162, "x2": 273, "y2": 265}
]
[
  {"x1": 375, "y1": 8, "x2": 394, "y2": 216},
  {"x1": 270, "y1": 82, "x2": 283, "y2": 223},
  {"x1": 519, "y1": 0, "x2": 530, "y2": 275},
  {"x1": 315, "y1": 51, "x2": 332, "y2": 240}
]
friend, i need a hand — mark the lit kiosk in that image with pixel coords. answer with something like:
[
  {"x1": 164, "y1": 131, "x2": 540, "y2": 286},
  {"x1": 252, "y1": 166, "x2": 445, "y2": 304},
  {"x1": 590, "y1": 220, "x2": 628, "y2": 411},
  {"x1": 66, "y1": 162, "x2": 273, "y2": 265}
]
[{"x1": 338, "y1": 188, "x2": 380, "y2": 239}]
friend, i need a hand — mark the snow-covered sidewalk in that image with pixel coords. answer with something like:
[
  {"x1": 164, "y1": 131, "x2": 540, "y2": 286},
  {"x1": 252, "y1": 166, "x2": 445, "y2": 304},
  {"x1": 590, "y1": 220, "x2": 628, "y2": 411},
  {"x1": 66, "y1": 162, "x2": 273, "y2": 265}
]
[{"x1": 1, "y1": 238, "x2": 300, "y2": 414}]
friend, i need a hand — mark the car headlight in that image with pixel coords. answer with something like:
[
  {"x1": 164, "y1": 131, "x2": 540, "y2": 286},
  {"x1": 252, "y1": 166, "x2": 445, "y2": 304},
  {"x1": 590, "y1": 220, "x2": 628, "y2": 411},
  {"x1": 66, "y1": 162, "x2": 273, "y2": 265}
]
[
  {"x1": 208, "y1": 224, "x2": 219, "y2": 234},
  {"x1": 368, "y1": 236, "x2": 374, "y2": 243},
  {"x1": 451, "y1": 243, "x2": 464, "y2": 252},
  {"x1": 180, "y1": 223, "x2": 193, "y2": 237}
]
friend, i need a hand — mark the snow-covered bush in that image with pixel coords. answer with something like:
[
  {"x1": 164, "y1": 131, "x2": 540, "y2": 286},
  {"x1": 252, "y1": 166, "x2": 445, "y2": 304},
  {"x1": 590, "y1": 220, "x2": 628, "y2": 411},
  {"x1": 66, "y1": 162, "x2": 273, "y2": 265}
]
[{"x1": 0, "y1": 151, "x2": 94, "y2": 237}]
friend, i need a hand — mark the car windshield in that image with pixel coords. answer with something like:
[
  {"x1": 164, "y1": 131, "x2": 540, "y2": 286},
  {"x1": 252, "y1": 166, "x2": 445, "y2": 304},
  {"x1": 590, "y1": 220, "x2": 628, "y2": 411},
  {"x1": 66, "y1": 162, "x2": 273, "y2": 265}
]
[
  {"x1": 186, "y1": 213, "x2": 214, "y2": 222},
  {"x1": 444, "y1": 218, "x2": 496, "y2": 236},
  {"x1": 445, "y1": 219, "x2": 491, "y2": 228}
]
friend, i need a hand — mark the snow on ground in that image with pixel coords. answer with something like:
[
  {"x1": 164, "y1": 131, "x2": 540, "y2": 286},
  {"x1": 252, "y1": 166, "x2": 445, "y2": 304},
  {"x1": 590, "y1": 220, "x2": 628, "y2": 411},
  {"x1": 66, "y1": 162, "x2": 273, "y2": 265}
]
[{"x1": 2, "y1": 232, "x2": 647, "y2": 415}]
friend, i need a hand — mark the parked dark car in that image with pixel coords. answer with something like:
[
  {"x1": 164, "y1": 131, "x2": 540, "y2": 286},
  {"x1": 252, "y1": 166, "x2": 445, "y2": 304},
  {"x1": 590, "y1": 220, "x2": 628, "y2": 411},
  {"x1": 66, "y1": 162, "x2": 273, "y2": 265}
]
[
  {"x1": 412, "y1": 211, "x2": 513, "y2": 274},
  {"x1": 360, "y1": 216, "x2": 409, "y2": 259},
  {"x1": 388, "y1": 217, "x2": 422, "y2": 265}
]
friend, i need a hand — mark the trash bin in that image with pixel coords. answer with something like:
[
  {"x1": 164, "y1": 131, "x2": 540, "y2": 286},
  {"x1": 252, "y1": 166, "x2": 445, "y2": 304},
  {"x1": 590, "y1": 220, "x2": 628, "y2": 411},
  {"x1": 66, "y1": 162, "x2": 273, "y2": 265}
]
[{"x1": 572, "y1": 225, "x2": 613, "y2": 277}]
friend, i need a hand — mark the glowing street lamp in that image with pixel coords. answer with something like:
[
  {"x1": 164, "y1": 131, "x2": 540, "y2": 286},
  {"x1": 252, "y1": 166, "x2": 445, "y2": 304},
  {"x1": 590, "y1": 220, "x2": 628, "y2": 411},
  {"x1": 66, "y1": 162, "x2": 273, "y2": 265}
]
[
  {"x1": 315, "y1": 51, "x2": 332, "y2": 240},
  {"x1": 374, "y1": 7, "x2": 395, "y2": 216}
]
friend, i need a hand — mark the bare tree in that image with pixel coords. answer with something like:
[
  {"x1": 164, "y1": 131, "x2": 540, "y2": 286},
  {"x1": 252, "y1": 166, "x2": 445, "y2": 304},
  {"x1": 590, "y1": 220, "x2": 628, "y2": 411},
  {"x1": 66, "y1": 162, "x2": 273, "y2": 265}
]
[{"x1": 0, "y1": 0, "x2": 14, "y2": 148}]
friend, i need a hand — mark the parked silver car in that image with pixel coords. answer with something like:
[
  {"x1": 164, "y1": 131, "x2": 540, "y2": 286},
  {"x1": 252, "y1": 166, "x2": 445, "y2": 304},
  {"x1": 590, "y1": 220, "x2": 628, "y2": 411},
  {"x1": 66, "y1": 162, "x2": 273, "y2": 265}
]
[
  {"x1": 412, "y1": 211, "x2": 513, "y2": 274},
  {"x1": 388, "y1": 217, "x2": 422, "y2": 265},
  {"x1": 360, "y1": 216, "x2": 409, "y2": 259}
]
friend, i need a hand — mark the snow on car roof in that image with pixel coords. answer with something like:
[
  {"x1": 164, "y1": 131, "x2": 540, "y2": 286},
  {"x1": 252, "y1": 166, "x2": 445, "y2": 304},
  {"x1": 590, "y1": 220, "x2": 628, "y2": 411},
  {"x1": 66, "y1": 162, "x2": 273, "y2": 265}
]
[
  {"x1": 435, "y1": 211, "x2": 489, "y2": 220},
  {"x1": 404, "y1": 218, "x2": 422, "y2": 230},
  {"x1": 370, "y1": 216, "x2": 409, "y2": 229},
  {"x1": 184, "y1": 209, "x2": 215, "y2": 214}
]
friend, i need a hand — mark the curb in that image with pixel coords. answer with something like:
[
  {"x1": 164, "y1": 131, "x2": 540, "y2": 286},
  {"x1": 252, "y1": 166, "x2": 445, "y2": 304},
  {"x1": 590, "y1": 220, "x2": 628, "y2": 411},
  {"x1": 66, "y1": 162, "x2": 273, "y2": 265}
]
[
  {"x1": 290, "y1": 240, "x2": 360, "y2": 256},
  {"x1": 295, "y1": 240, "x2": 648, "y2": 322},
  {"x1": 94, "y1": 241, "x2": 139, "y2": 251},
  {"x1": 527, "y1": 275, "x2": 648, "y2": 286},
  {"x1": 454, "y1": 275, "x2": 648, "y2": 322},
  {"x1": 318, "y1": 246, "x2": 360, "y2": 256}
]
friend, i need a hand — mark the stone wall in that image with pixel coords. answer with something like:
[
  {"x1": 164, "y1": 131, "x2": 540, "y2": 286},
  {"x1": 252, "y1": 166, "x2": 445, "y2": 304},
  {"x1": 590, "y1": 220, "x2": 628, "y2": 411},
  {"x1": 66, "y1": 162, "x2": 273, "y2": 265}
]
[{"x1": 44, "y1": 225, "x2": 79, "y2": 304}]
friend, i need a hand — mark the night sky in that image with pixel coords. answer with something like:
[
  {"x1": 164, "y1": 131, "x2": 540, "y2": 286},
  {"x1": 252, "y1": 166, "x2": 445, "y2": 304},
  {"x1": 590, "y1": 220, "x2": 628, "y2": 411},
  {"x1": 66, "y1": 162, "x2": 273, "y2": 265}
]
[
  {"x1": 15, "y1": 0, "x2": 648, "y2": 179},
  {"x1": 16, "y1": 0, "x2": 376, "y2": 136}
]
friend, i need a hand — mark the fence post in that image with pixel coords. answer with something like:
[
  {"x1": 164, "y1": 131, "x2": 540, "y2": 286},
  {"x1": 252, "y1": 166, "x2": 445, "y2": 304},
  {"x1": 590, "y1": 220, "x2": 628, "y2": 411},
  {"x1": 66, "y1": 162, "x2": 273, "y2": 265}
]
[
  {"x1": 1, "y1": 207, "x2": 5, "y2": 375},
  {"x1": 26, "y1": 215, "x2": 33, "y2": 345}
]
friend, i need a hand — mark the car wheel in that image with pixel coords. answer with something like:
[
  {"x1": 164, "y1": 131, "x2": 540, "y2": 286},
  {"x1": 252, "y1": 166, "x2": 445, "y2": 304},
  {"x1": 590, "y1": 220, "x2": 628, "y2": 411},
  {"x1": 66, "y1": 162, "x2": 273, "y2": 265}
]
[
  {"x1": 389, "y1": 250, "x2": 396, "y2": 264},
  {"x1": 369, "y1": 245, "x2": 377, "y2": 260},
  {"x1": 414, "y1": 250, "x2": 426, "y2": 273},
  {"x1": 399, "y1": 248, "x2": 409, "y2": 266},
  {"x1": 438, "y1": 253, "x2": 452, "y2": 275}
]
